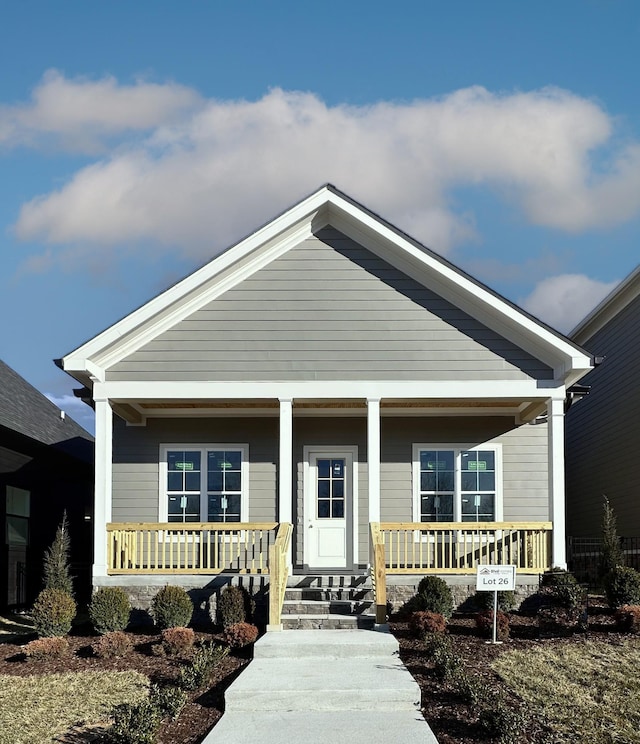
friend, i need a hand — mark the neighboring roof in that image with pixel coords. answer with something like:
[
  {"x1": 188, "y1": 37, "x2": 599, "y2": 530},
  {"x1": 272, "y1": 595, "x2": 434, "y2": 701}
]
[
  {"x1": 570, "y1": 264, "x2": 640, "y2": 345},
  {"x1": 62, "y1": 184, "x2": 593, "y2": 388},
  {"x1": 0, "y1": 359, "x2": 93, "y2": 455}
]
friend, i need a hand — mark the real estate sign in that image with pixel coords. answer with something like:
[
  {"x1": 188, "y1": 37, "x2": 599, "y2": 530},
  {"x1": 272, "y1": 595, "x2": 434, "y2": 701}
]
[{"x1": 476, "y1": 565, "x2": 516, "y2": 591}]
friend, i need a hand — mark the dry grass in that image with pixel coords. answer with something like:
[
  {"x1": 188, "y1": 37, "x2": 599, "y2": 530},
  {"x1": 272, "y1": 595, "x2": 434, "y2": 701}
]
[
  {"x1": 0, "y1": 671, "x2": 149, "y2": 744},
  {"x1": 493, "y1": 637, "x2": 640, "y2": 742}
]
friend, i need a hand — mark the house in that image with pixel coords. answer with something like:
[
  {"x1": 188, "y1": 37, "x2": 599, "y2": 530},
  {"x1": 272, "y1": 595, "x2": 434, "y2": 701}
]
[
  {"x1": 566, "y1": 265, "x2": 640, "y2": 544},
  {"x1": 59, "y1": 185, "x2": 593, "y2": 623},
  {"x1": 0, "y1": 359, "x2": 94, "y2": 608}
]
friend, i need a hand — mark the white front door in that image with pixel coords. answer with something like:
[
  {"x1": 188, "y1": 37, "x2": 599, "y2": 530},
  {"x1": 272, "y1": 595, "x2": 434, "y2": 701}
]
[{"x1": 304, "y1": 448, "x2": 356, "y2": 569}]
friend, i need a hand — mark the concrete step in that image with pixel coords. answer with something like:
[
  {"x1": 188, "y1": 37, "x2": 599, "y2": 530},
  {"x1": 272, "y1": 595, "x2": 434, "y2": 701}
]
[
  {"x1": 224, "y1": 657, "x2": 420, "y2": 712},
  {"x1": 287, "y1": 574, "x2": 371, "y2": 589},
  {"x1": 207, "y1": 710, "x2": 438, "y2": 744},
  {"x1": 282, "y1": 613, "x2": 375, "y2": 630},
  {"x1": 255, "y1": 629, "x2": 396, "y2": 659},
  {"x1": 283, "y1": 586, "x2": 374, "y2": 602},
  {"x1": 281, "y1": 599, "x2": 373, "y2": 616}
]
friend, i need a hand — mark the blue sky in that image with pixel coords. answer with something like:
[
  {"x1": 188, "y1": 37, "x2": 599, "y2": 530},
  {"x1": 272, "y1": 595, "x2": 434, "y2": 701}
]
[{"x1": 1, "y1": 0, "x2": 639, "y2": 434}]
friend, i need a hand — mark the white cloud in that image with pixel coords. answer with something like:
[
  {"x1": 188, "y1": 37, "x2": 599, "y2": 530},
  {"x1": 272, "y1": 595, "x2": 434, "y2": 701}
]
[
  {"x1": 9, "y1": 82, "x2": 640, "y2": 266},
  {"x1": 0, "y1": 69, "x2": 201, "y2": 153},
  {"x1": 520, "y1": 274, "x2": 620, "y2": 333}
]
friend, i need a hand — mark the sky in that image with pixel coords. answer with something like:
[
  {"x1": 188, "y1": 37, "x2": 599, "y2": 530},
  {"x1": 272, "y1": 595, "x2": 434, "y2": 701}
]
[{"x1": 1, "y1": 0, "x2": 639, "y2": 435}]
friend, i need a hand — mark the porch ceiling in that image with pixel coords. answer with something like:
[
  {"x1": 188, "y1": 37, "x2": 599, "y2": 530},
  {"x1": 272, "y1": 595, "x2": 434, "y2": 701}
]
[{"x1": 111, "y1": 396, "x2": 547, "y2": 424}]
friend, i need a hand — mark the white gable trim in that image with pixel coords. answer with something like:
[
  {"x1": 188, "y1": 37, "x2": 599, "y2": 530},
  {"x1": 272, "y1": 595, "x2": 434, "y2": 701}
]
[{"x1": 62, "y1": 185, "x2": 592, "y2": 386}]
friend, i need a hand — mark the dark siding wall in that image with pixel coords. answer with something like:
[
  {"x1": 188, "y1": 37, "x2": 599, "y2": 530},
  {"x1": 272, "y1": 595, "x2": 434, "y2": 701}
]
[{"x1": 566, "y1": 292, "x2": 640, "y2": 536}]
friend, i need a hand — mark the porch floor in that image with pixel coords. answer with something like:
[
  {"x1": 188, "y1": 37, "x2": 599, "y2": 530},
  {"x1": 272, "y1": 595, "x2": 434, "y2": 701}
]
[{"x1": 204, "y1": 629, "x2": 437, "y2": 744}]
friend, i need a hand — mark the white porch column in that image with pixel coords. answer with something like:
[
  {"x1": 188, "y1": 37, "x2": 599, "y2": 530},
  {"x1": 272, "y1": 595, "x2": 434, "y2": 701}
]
[
  {"x1": 278, "y1": 398, "x2": 293, "y2": 523},
  {"x1": 93, "y1": 397, "x2": 113, "y2": 580},
  {"x1": 367, "y1": 398, "x2": 381, "y2": 523},
  {"x1": 547, "y1": 396, "x2": 566, "y2": 569}
]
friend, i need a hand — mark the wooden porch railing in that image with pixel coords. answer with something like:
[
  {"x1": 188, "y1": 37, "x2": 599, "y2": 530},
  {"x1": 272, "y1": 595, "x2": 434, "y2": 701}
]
[
  {"x1": 268, "y1": 522, "x2": 293, "y2": 628},
  {"x1": 374, "y1": 521, "x2": 552, "y2": 575},
  {"x1": 106, "y1": 522, "x2": 279, "y2": 574},
  {"x1": 369, "y1": 522, "x2": 388, "y2": 624}
]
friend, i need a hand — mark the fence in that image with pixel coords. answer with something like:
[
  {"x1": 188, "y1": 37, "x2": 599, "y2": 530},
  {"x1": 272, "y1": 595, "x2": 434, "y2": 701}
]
[{"x1": 567, "y1": 536, "x2": 640, "y2": 586}]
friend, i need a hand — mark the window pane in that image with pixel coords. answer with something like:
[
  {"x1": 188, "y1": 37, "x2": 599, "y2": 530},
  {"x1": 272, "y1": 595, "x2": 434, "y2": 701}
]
[
  {"x1": 168, "y1": 451, "x2": 200, "y2": 472},
  {"x1": 333, "y1": 480, "x2": 344, "y2": 498},
  {"x1": 207, "y1": 471, "x2": 223, "y2": 491},
  {"x1": 6, "y1": 487, "x2": 30, "y2": 517},
  {"x1": 479, "y1": 472, "x2": 495, "y2": 490},
  {"x1": 225, "y1": 472, "x2": 241, "y2": 492},
  {"x1": 167, "y1": 472, "x2": 183, "y2": 492},
  {"x1": 461, "y1": 471, "x2": 477, "y2": 491},
  {"x1": 461, "y1": 493, "x2": 495, "y2": 521},
  {"x1": 421, "y1": 472, "x2": 436, "y2": 491},
  {"x1": 436, "y1": 471, "x2": 454, "y2": 491},
  {"x1": 7, "y1": 516, "x2": 28, "y2": 545},
  {"x1": 331, "y1": 460, "x2": 344, "y2": 478},
  {"x1": 184, "y1": 494, "x2": 199, "y2": 514},
  {"x1": 317, "y1": 480, "x2": 330, "y2": 498},
  {"x1": 478, "y1": 450, "x2": 495, "y2": 471},
  {"x1": 420, "y1": 450, "x2": 437, "y2": 469},
  {"x1": 208, "y1": 494, "x2": 222, "y2": 518},
  {"x1": 185, "y1": 471, "x2": 200, "y2": 491},
  {"x1": 226, "y1": 494, "x2": 241, "y2": 518},
  {"x1": 224, "y1": 451, "x2": 242, "y2": 471},
  {"x1": 332, "y1": 499, "x2": 344, "y2": 518},
  {"x1": 318, "y1": 500, "x2": 330, "y2": 518},
  {"x1": 317, "y1": 459, "x2": 330, "y2": 478},
  {"x1": 421, "y1": 494, "x2": 453, "y2": 521},
  {"x1": 168, "y1": 496, "x2": 183, "y2": 515}
]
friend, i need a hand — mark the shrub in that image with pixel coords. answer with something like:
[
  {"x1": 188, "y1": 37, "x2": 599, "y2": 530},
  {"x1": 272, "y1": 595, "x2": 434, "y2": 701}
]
[
  {"x1": 43, "y1": 512, "x2": 74, "y2": 596},
  {"x1": 149, "y1": 683, "x2": 187, "y2": 720},
  {"x1": 451, "y1": 668, "x2": 485, "y2": 706},
  {"x1": 23, "y1": 636, "x2": 70, "y2": 660},
  {"x1": 430, "y1": 636, "x2": 463, "y2": 681},
  {"x1": 540, "y1": 568, "x2": 584, "y2": 610},
  {"x1": 218, "y1": 585, "x2": 252, "y2": 628},
  {"x1": 90, "y1": 587, "x2": 131, "y2": 635},
  {"x1": 93, "y1": 630, "x2": 133, "y2": 659},
  {"x1": 161, "y1": 626, "x2": 195, "y2": 656},
  {"x1": 406, "y1": 576, "x2": 454, "y2": 619},
  {"x1": 223, "y1": 621, "x2": 259, "y2": 648},
  {"x1": 109, "y1": 700, "x2": 161, "y2": 744},
  {"x1": 32, "y1": 588, "x2": 76, "y2": 637},
  {"x1": 604, "y1": 566, "x2": 640, "y2": 609},
  {"x1": 475, "y1": 609, "x2": 510, "y2": 640},
  {"x1": 475, "y1": 590, "x2": 516, "y2": 612},
  {"x1": 600, "y1": 495, "x2": 624, "y2": 581},
  {"x1": 537, "y1": 606, "x2": 579, "y2": 637},
  {"x1": 615, "y1": 604, "x2": 640, "y2": 634},
  {"x1": 409, "y1": 611, "x2": 447, "y2": 637},
  {"x1": 478, "y1": 699, "x2": 526, "y2": 742},
  {"x1": 151, "y1": 585, "x2": 193, "y2": 630},
  {"x1": 178, "y1": 641, "x2": 228, "y2": 691}
]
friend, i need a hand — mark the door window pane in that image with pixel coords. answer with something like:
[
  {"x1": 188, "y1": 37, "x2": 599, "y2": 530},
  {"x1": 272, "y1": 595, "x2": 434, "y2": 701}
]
[{"x1": 316, "y1": 458, "x2": 346, "y2": 520}]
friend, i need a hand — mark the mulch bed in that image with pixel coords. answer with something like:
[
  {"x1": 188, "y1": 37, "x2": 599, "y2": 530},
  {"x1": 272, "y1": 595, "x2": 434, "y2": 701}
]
[
  {"x1": 0, "y1": 597, "x2": 622, "y2": 744},
  {"x1": 0, "y1": 625, "x2": 248, "y2": 744}
]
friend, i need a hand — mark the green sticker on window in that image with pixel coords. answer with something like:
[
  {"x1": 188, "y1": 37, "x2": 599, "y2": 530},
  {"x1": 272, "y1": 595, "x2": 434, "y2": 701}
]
[
  {"x1": 176, "y1": 462, "x2": 194, "y2": 471},
  {"x1": 468, "y1": 461, "x2": 487, "y2": 471}
]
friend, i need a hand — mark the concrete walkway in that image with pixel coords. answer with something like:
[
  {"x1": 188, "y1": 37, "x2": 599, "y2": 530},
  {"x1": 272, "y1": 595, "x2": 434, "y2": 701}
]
[{"x1": 204, "y1": 629, "x2": 438, "y2": 744}]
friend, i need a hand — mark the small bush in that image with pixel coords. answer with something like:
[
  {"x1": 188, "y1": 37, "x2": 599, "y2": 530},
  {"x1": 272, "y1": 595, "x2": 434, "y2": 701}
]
[
  {"x1": 540, "y1": 568, "x2": 584, "y2": 610},
  {"x1": 223, "y1": 621, "x2": 259, "y2": 648},
  {"x1": 32, "y1": 588, "x2": 76, "y2": 637},
  {"x1": 161, "y1": 626, "x2": 195, "y2": 656},
  {"x1": 475, "y1": 590, "x2": 516, "y2": 612},
  {"x1": 43, "y1": 512, "x2": 74, "y2": 596},
  {"x1": 537, "y1": 606, "x2": 579, "y2": 637},
  {"x1": 430, "y1": 636, "x2": 463, "y2": 681},
  {"x1": 478, "y1": 699, "x2": 526, "y2": 742},
  {"x1": 151, "y1": 585, "x2": 193, "y2": 630},
  {"x1": 604, "y1": 566, "x2": 640, "y2": 609},
  {"x1": 149, "y1": 683, "x2": 187, "y2": 720},
  {"x1": 178, "y1": 642, "x2": 228, "y2": 691},
  {"x1": 451, "y1": 668, "x2": 485, "y2": 706},
  {"x1": 475, "y1": 609, "x2": 510, "y2": 641},
  {"x1": 23, "y1": 636, "x2": 70, "y2": 660},
  {"x1": 218, "y1": 585, "x2": 252, "y2": 628},
  {"x1": 405, "y1": 576, "x2": 454, "y2": 619},
  {"x1": 109, "y1": 700, "x2": 161, "y2": 744},
  {"x1": 409, "y1": 611, "x2": 447, "y2": 637},
  {"x1": 615, "y1": 604, "x2": 640, "y2": 634},
  {"x1": 93, "y1": 630, "x2": 134, "y2": 659},
  {"x1": 90, "y1": 587, "x2": 131, "y2": 635}
]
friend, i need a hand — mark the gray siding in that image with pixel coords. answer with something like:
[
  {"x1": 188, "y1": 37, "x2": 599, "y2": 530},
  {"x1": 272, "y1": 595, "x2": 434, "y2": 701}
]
[
  {"x1": 112, "y1": 417, "x2": 278, "y2": 523},
  {"x1": 566, "y1": 291, "x2": 640, "y2": 536},
  {"x1": 380, "y1": 417, "x2": 549, "y2": 522},
  {"x1": 108, "y1": 228, "x2": 552, "y2": 383}
]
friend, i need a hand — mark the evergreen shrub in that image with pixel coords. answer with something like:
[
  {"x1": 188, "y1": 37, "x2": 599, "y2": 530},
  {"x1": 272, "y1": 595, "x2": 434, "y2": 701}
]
[
  {"x1": 89, "y1": 587, "x2": 131, "y2": 634},
  {"x1": 92, "y1": 630, "x2": 133, "y2": 659},
  {"x1": 32, "y1": 588, "x2": 76, "y2": 637},
  {"x1": 405, "y1": 576, "x2": 454, "y2": 619},
  {"x1": 151, "y1": 585, "x2": 193, "y2": 630},
  {"x1": 604, "y1": 566, "x2": 640, "y2": 609},
  {"x1": 223, "y1": 621, "x2": 259, "y2": 648}
]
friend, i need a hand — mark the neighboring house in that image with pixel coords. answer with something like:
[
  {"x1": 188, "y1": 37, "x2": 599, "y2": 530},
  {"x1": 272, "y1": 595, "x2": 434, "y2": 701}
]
[
  {"x1": 0, "y1": 360, "x2": 94, "y2": 608},
  {"x1": 566, "y1": 265, "x2": 640, "y2": 540},
  {"x1": 59, "y1": 185, "x2": 592, "y2": 620}
]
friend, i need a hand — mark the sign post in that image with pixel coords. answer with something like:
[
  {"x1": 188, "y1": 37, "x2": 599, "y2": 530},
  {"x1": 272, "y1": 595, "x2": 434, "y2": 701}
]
[{"x1": 476, "y1": 565, "x2": 516, "y2": 644}]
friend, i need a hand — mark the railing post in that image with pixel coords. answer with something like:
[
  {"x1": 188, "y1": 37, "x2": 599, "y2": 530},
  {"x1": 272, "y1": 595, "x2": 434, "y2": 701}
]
[
  {"x1": 268, "y1": 522, "x2": 292, "y2": 632},
  {"x1": 370, "y1": 522, "x2": 387, "y2": 625}
]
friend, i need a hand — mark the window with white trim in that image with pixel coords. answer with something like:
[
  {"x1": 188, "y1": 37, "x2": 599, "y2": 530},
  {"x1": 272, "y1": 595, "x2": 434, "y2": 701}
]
[
  {"x1": 412, "y1": 445, "x2": 502, "y2": 523},
  {"x1": 160, "y1": 445, "x2": 249, "y2": 523}
]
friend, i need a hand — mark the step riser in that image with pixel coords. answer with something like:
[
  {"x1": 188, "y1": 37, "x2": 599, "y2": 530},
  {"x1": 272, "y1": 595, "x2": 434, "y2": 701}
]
[
  {"x1": 226, "y1": 691, "x2": 419, "y2": 712},
  {"x1": 282, "y1": 616, "x2": 375, "y2": 630},
  {"x1": 284, "y1": 589, "x2": 373, "y2": 601},
  {"x1": 281, "y1": 600, "x2": 373, "y2": 616}
]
